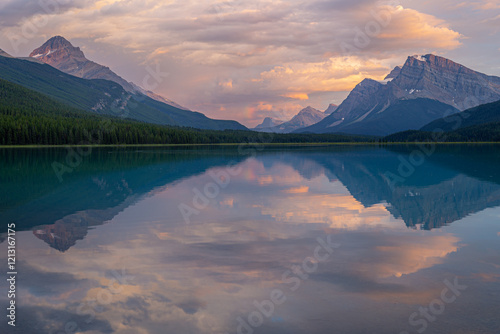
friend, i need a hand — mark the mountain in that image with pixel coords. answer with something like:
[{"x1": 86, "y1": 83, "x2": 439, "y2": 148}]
[
  {"x1": 324, "y1": 104, "x2": 338, "y2": 115},
  {"x1": 383, "y1": 99, "x2": 500, "y2": 142},
  {"x1": 383, "y1": 122, "x2": 500, "y2": 143},
  {"x1": 421, "y1": 99, "x2": 500, "y2": 132},
  {"x1": 256, "y1": 106, "x2": 328, "y2": 133},
  {"x1": 0, "y1": 55, "x2": 246, "y2": 130},
  {"x1": 0, "y1": 48, "x2": 13, "y2": 58},
  {"x1": 254, "y1": 117, "x2": 284, "y2": 129},
  {"x1": 298, "y1": 54, "x2": 500, "y2": 136},
  {"x1": 29, "y1": 36, "x2": 188, "y2": 110},
  {"x1": 330, "y1": 98, "x2": 459, "y2": 136},
  {"x1": 384, "y1": 66, "x2": 401, "y2": 80}
]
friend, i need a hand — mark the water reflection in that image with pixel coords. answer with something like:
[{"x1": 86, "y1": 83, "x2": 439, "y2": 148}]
[{"x1": 0, "y1": 146, "x2": 499, "y2": 334}]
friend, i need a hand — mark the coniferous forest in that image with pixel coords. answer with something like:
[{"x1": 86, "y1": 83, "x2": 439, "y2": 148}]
[
  {"x1": 0, "y1": 78, "x2": 369, "y2": 145},
  {"x1": 2, "y1": 76, "x2": 500, "y2": 145}
]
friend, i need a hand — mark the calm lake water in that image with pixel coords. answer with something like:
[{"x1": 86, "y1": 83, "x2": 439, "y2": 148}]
[{"x1": 1, "y1": 145, "x2": 499, "y2": 334}]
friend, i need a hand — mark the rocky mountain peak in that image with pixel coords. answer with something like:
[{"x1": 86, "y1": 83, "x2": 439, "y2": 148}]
[
  {"x1": 28, "y1": 36, "x2": 187, "y2": 109},
  {"x1": 254, "y1": 117, "x2": 284, "y2": 129},
  {"x1": 288, "y1": 106, "x2": 327, "y2": 127},
  {"x1": 384, "y1": 66, "x2": 401, "y2": 80},
  {"x1": 29, "y1": 36, "x2": 85, "y2": 61},
  {"x1": 393, "y1": 53, "x2": 500, "y2": 110},
  {"x1": 254, "y1": 106, "x2": 327, "y2": 133},
  {"x1": 405, "y1": 54, "x2": 473, "y2": 74},
  {"x1": 40, "y1": 36, "x2": 73, "y2": 50},
  {"x1": 298, "y1": 53, "x2": 500, "y2": 135},
  {"x1": 357, "y1": 78, "x2": 382, "y2": 89},
  {"x1": 298, "y1": 106, "x2": 321, "y2": 115}
]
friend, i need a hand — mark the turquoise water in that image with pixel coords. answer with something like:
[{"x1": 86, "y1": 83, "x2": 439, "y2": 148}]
[{"x1": 1, "y1": 145, "x2": 499, "y2": 334}]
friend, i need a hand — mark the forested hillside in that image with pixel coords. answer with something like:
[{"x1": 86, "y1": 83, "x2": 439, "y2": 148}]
[{"x1": 0, "y1": 79, "x2": 369, "y2": 145}]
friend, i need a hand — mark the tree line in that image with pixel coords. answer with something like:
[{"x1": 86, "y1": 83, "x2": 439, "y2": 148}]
[{"x1": 0, "y1": 78, "x2": 369, "y2": 145}]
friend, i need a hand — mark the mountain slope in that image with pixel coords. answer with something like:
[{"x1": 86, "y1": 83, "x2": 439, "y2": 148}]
[
  {"x1": 0, "y1": 48, "x2": 13, "y2": 58},
  {"x1": 383, "y1": 122, "x2": 500, "y2": 143},
  {"x1": 333, "y1": 99, "x2": 459, "y2": 136},
  {"x1": 0, "y1": 77, "x2": 89, "y2": 118},
  {"x1": 299, "y1": 54, "x2": 500, "y2": 136},
  {"x1": 0, "y1": 55, "x2": 246, "y2": 130},
  {"x1": 421, "y1": 99, "x2": 500, "y2": 132},
  {"x1": 29, "y1": 36, "x2": 187, "y2": 110},
  {"x1": 382, "y1": 99, "x2": 500, "y2": 142},
  {"x1": 0, "y1": 55, "x2": 131, "y2": 114}
]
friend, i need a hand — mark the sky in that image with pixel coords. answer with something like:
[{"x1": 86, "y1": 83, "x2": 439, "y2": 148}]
[{"x1": 1, "y1": 0, "x2": 500, "y2": 127}]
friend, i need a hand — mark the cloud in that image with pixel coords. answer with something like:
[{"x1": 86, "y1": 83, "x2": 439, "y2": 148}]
[{"x1": 0, "y1": 0, "x2": 466, "y2": 125}]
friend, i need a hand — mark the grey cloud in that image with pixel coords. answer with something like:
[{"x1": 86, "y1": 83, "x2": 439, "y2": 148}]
[
  {"x1": 307, "y1": 0, "x2": 380, "y2": 12},
  {"x1": 16, "y1": 260, "x2": 94, "y2": 297},
  {"x1": 0, "y1": 305, "x2": 113, "y2": 334},
  {"x1": 0, "y1": 0, "x2": 92, "y2": 28}
]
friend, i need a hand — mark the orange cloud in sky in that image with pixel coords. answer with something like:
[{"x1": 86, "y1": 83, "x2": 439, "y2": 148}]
[
  {"x1": 282, "y1": 93, "x2": 309, "y2": 100},
  {"x1": 283, "y1": 186, "x2": 309, "y2": 194}
]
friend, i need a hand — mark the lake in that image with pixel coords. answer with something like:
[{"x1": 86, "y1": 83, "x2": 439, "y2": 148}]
[{"x1": 1, "y1": 145, "x2": 499, "y2": 334}]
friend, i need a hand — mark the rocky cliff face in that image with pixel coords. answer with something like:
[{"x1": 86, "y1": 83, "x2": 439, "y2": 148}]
[
  {"x1": 392, "y1": 55, "x2": 500, "y2": 111},
  {"x1": 30, "y1": 36, "x2": 188, "y2": 109}
]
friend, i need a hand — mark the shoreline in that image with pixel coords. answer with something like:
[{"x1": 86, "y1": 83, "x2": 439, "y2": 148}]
[{"x1": 1, "y1": 142, "x2": 500, "y2": 148}]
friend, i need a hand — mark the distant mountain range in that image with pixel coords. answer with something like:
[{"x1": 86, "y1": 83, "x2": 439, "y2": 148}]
[
  {"x1": 297, "y1": 54, "x2": 500, "y2": 136},
  {"x1": 2, "y1": 38, "x2": 500, "y2": 139},
  {"x1": 254, "y1": 105, "x2": 337, "y2": 133},
  {"x1": 0, "y1": 36, "x2": 246, "y2": 131}
]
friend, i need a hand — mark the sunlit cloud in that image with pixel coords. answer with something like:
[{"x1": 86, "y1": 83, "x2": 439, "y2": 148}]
[{"x1": 0, "y1": 0, "x2": 478, "y2": 126}]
